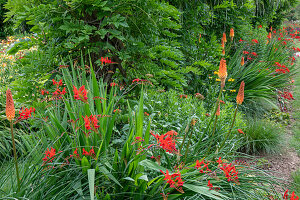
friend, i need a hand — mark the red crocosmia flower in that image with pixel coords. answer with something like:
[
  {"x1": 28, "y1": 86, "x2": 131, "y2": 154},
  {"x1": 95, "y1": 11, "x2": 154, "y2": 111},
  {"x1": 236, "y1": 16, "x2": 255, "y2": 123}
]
[
  {"x1": 73, "y1": 85, "x2": 88, "y2": 103},
  {"x1": 110, "y1": 82, "x2": 117, "y2": 87},
  {"x1": 83, "y1": 115, "x2": 91, "y2": 130},
  {"x1": 113, "y1": 108, "x2": 121, "y2": 113},
  {"x1": 131, "y1": 136, "x2": 145, "y2": 145},
  {"x1": 70, "y1": 148, "x2": 80, "y2": 159},
  {"x1": 207, "y1": 180, "x2": 213, "y2": 190},
  {"x1": 219, "y1": 163, "x2": 239, "y2": 183},
  {"x1": 160, "y1": 170, "x2": 184, "y2": 193},
  {"x1": 52, "y1": 79, "x2": 63, "y2": 87},
  {"x1": 237, "y1": 129, "x2": 244, "y2": 134},
  {"x1": 283, "y1": 190, "x2": 289, "y2": 200},
  {"x1": 60, "y1": 87, "x2": 67, "y2": 95},
  {"x1": 195, "y1": 160, "x2": 211, "y2": 173},
  {"x1": 18, "y1": 107, "x2": 35, "y2": 120},
  {"x1": 291, "y1": 191, "x2": 299, "y2": 200},
  {"x1": 252, "y1": 39, "x2": 258, "y2": 44},
  {"x1": 89, "y1": 147, "x2": 95, "y2": 155},
  {"x1": 100, "y1": 57, "x2": 116, "y2": 65},
  {"x1": 251, "y1": 52, "x2": 258, "y2": 56},
  {"x1": 243, "y1": 51, "x2": 249, "y2": 54},
  {"x1": 41, "y1": 89, "x2": 49, "y2": 95},
  {"x1": 42, "y1": 147, "x2": 62, "y2": 164},
  {"x1": 258, "y1": 25, "x2": 262, "y2": 28},
  {"x1": 89, "y1": 115, "x2": 100, "y2": 130},
  {"x1": 281, "y1": 92, "x2": 294, "y2": 100},
  {"x1": 82, "y1": 148, "x2": 89, "y2": 156},
  {"x1": 144, "y1": 112, "x2": 149, "y2": 116},
  {"x1": 151, "y1": 130, "x2": 178, "y2": 153},
  {"x1": 82, "y1": 115, "x2": 100, "y2": 133},
  {"x1": 217, "y1": 157, "x2": 222, "y2": 164},
  {"x1": 132, "y1": 78, "x2": 140, "y2": 83},
  {"x1": 220, "y1": 100, "x2": 225, "y2": 104},
  {"x1": 239, "y1": 38, "x2": 245, "y2": 42},
  {"x1": 278, "y1": 37, "x2": 282, "y2": 41},
  {"x1": 284, "y1": 190, "x2": 300, "y2": 200},
  {"x1": 179, "y1": 94, "x2": 188, "y2": 99}
]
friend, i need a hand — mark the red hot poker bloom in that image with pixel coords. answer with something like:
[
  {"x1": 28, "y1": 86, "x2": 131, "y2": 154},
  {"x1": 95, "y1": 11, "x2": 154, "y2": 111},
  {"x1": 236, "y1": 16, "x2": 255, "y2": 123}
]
[
  {"x1": 241, "y1": 57, "x2": 245, "y2": 66},
  {"x1": 6, "y1": 89, "x2": 15, "y2": 121},
  {"x1": 236, "y1": 81, "x2": 245, "y2": 105},
  {"x1": 230, "y1": 28, "x2": 234, "y2": 40},
  {"x1": 252, "y1": 39, "x2": 259, "y2": 44},
  {"x1": 73, "y1": 85, "x2": 88, "y2": 103},
  {"x1": 222, "y1": 32, "x2": 227, "y2": 43}
]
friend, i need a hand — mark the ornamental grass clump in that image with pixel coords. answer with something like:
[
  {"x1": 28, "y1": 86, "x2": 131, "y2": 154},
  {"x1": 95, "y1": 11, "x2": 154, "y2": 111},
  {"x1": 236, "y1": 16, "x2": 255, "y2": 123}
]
[{"x1": 5, "y1": 89, "x2": 20, "y2": 192}]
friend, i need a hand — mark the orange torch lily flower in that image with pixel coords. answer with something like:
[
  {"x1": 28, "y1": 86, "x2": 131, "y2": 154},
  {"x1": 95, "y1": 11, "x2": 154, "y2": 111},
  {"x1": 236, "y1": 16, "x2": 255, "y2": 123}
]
[
  {"x1": 267, "y1": 32, "x2": 272, "y2": 39},
  {"x1": 222, "y1": 32, "x2": 227, "y2": 43},
  {"x1": 236, "y1": 81, "x2": 245, "y2": 105},
  {"x1": 230, "y1": 28, "x2": 234, "y2": 40},
  {"x1": 6, "y1": 89, "x2": 15, "y2": 121},
  {"x1": 221, "y1": 39, "x2": 225, "y2": 49},
  {"x1": 241, "y1": 57, "x2": 244, "y2": 66},
  {"x1": 218, "y1": 58, "x2": 227, "y2": 88}
]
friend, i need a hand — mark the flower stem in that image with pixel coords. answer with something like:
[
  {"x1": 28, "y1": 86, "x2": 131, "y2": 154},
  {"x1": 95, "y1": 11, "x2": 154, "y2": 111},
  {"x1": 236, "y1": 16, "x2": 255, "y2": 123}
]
[
  {"x1": 219, "y1": 105, "x2": 238, "y2": 151},
  {"x1": 10, "y1": 120, "x2": 20, "y2": 192},
  {"x1": 184, "y1": 129, "x2": 194, "y2": 163},
  {"x1": 205, "y1": 115, "x2": 218, "y2": 154},
  {"x1": 195, "y1": 87, "x2": 223, "y2": 151}
]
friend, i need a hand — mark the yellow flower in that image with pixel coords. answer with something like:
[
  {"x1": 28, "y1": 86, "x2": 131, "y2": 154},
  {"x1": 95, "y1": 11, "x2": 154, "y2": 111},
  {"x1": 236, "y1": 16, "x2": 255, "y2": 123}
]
[
  {"x1": 223, "y1": 90, "x2": 226, "y2": 92},
  {"x1": 230, "y1": 90, "x2": 236, "y2": 92},
  {"x1": 228, "y1": 78, "x2": 235, "y2": 82},
  {"x1": 208, "y1": 77, "x2": 212, "y2": 79},
  {"x1": 216, "y1": 78, "x2": 221, "y2": 81},
  {"x1": 214, "y1": 71, "x2": 219, "y2": 75}
]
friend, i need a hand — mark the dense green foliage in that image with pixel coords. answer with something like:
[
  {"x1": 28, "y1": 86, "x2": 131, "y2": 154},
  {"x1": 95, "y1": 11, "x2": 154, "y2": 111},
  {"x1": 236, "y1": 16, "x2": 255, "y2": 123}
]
[{"x1": 3, "y1": 0, "x2": 297, "y2": 92}]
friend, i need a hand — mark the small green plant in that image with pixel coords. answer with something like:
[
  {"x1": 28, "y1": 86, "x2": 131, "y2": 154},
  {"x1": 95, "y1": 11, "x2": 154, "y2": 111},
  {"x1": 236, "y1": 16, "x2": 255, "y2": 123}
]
[
  {"x1": 239, "y1": 119, "x2": 283, "y2": 155},
  {"x1": 292, "y1": 169, "x2": 300, "y2": 194}
]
